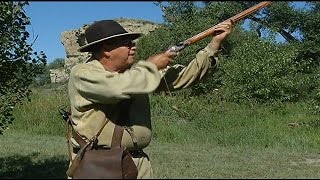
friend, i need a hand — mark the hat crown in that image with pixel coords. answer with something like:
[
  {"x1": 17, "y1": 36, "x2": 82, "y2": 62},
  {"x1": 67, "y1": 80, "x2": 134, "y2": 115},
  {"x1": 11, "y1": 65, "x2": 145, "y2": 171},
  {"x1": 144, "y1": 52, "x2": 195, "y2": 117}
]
[{"x1": 85, "y1": 20, "x2": 128, "y2": 44}]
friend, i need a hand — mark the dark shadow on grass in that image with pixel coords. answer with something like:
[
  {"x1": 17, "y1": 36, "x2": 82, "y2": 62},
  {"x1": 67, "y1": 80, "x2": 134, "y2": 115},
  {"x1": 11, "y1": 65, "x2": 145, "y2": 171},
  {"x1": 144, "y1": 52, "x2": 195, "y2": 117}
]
[{"x1": 0, "y1": 152, "x2": 69, "y2": 179}]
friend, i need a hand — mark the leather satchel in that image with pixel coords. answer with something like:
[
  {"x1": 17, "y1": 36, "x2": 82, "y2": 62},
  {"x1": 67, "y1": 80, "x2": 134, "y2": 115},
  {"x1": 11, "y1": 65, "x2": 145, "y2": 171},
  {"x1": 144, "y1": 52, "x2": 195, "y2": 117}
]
[{"x1": 65, "y1": 117, "x2": 138, "y2": 179}]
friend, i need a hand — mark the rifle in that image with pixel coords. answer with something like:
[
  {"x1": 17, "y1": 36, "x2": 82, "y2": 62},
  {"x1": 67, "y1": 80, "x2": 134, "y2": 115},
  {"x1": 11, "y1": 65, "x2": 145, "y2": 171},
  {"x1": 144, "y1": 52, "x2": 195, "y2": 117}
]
[{"x1": 168, "y1": 1, "x2": 273, "y2": 53}]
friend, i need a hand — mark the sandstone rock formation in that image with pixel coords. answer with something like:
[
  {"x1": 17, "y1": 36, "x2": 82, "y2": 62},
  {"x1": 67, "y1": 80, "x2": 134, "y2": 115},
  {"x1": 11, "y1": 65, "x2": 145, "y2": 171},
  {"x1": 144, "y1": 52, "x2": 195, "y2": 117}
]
[{"x1": 52, "y1": 18, "x2": 160, "y2": 83}]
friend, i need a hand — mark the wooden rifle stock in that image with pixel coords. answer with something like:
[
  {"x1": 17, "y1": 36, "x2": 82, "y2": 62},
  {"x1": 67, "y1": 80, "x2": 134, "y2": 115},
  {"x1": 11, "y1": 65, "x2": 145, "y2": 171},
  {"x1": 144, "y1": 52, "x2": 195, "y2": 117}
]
[{"x1": 168, "y1": 1, "x2": 273, "y2": 53}]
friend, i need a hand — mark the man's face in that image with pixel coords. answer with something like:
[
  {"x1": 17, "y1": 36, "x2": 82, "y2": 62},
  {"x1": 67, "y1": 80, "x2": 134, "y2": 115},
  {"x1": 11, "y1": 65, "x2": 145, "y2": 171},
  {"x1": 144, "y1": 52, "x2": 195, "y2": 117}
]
[{"x1": 105, "y1": 37, "x2": 137, "y2": 72}]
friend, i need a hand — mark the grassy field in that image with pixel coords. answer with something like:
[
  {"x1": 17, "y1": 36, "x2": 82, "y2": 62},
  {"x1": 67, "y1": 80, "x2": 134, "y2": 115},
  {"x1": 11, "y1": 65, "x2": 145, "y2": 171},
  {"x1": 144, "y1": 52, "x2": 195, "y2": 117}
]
[
  {"x1": 1, "y1": 85, "x2": 320, "y2": 178},
  {"x1": 1, "y1": 130, "x2": 320, "y2": 179}
]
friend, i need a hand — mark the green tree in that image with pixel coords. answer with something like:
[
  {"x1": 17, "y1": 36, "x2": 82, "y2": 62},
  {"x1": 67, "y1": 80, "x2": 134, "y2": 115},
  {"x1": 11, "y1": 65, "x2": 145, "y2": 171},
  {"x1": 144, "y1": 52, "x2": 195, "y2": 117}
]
[
  {"x1": 0, "y1": 1, "x2": 46, "y2": 134},
  {"x1": 47, "y1": 57, "x2": 65, "y2": 69},
  {"x1": 137, "y1": 1, "x2": 320, "y2": 104},
  {"x1": 210, "y1": 1, "x2": 320, "y2": 103}
]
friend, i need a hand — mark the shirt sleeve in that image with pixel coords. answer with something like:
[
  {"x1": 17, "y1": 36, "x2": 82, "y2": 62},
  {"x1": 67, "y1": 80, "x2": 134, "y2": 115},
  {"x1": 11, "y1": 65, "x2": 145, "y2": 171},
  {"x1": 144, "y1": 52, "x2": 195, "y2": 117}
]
[
  {"x1": 156, "y1": 44, "x2": 219, "y2": 91},
  {"x1": 70, "y1": 60, "x2": 161, "y2": 104}
]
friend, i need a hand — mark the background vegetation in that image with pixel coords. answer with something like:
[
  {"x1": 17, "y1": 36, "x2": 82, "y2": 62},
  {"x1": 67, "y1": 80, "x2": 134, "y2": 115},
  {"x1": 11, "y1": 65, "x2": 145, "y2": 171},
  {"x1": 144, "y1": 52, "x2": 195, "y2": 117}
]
[
  {"x1": 1, "y1": 84, "x2": 319, "y2": 178},
  {"x1": 0, "y1": 1, "x2": 46, "y2": 134},
  {"x1": 137, "y1": 1, "x2": 320, "y2": 105},
  {"x1": 1, "y1": 1, "x2": 320, "y2": 179}
]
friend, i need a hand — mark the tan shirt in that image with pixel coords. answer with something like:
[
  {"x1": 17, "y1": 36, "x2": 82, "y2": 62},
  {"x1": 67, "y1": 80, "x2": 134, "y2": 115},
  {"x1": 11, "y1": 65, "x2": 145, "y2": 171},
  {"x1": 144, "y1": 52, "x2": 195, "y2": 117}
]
[{"x1": 68, "y1": 45, "x2": 218, "y2": 150}]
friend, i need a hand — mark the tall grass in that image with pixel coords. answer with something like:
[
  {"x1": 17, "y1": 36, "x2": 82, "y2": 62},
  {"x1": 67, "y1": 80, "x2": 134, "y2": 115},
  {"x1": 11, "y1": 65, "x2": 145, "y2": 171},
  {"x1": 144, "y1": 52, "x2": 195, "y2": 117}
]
[
  {"x1": 150, "y1": 92, "x2": 320, "y2": 151},
  {"x1": 10, "y1": 85, "x2": 320, "y2": 151},
  {"x1": 11, "y1": 83, "x2": 69, "y2": 136},
  {"x1": 3, "y1": 85, "x2": 320, "y2": 178}
]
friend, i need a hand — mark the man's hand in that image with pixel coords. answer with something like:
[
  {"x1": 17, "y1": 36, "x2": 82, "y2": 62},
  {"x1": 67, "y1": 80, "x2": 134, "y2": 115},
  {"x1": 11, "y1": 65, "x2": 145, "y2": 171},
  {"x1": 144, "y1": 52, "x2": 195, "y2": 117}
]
[
  {"x1": 209, "y1": 20, "x2": 233, "y2": 50},
  {"x1": 147, "y1": 50, "x2": 178, "y2": 70}
]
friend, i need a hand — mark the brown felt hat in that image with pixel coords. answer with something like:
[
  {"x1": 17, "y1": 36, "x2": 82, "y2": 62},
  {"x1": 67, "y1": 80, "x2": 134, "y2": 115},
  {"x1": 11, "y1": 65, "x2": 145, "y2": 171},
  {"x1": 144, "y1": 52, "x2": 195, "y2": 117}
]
[{"x1": 78, "y1": 20, "x2": 142, "y2": 52}]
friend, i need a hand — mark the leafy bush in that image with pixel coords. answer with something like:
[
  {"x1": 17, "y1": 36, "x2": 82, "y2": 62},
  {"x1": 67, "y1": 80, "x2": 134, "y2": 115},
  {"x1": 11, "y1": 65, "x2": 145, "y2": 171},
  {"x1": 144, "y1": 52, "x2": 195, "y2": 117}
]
[
  {"x1": 0, "y1": 2, "x2": 46, "y2": 134},
  {"x1": 218, "y1": 29, "x2": 319, "y2": 103}
]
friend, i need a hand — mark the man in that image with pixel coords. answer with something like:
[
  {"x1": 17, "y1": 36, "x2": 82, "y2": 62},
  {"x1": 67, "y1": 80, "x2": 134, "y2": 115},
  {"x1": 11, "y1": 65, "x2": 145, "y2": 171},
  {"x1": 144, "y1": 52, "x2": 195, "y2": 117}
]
[{"x1": 67, "y1": 19, "x2": 232, "y2": 178}]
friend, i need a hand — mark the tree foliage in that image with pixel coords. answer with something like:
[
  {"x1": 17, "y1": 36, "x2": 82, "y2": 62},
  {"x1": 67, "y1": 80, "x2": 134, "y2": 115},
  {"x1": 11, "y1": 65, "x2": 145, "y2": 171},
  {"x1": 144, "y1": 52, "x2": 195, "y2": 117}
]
[
  {"x1": 136, "y1": 1, "x2": 320, "y2": 106},
  {"x1": 0, "y1": 1, "x2": 46, "y2": 134},
  {"x1": 47, "y1": 57, "x2": 65, "y2": 69}
]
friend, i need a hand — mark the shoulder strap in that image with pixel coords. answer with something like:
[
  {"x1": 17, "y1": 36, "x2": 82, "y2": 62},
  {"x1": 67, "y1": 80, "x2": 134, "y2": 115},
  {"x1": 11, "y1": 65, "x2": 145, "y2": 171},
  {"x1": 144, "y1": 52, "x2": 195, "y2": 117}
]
[
  {"x1": 111, "y1": 125, "x2": 124, "y2": 148},
  {"x1": 67, "y1": 98, "x2": 134, "y2": 152},
  {"x1": 69, "y1": 117, "x2": 124, "y2": 148}
]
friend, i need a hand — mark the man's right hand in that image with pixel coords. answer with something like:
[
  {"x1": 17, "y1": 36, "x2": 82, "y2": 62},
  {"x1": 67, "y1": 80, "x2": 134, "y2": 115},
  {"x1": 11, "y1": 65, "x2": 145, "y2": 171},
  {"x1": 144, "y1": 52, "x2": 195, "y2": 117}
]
[
  {"x1": 209, "y1": 20, "x2": 233, "y2": 51},
  {"x1": 147, "y1": 50, "x2": 178, "y2": 70}
]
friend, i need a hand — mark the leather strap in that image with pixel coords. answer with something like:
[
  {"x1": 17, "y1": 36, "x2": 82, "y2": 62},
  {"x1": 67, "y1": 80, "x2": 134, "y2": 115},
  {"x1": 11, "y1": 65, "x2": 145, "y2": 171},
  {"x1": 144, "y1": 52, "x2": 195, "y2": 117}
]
[
  {"x1": 70, "y1": 118, "x2": 124, "y2": 149},
  {"x1": 67, "y1": 98, "x2": 134, "y2": 154},
  {"x1": 124, "y1": 126, "x2": 138, "y2": 147},
  {"x1": 66, "y1": 118, "x2": 73, "y2": 160},
  {"x1": 111, "y1": 125, "x2": 124, "y2": 148},
  {"x1": 72, "y1": 130, "x2": 86, "y2": 148}
]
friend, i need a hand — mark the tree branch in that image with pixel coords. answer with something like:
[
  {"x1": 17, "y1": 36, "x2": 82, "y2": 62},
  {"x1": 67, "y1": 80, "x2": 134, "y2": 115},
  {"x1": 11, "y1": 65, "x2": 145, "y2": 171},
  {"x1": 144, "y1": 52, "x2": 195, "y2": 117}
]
[{"x1": 249, "y1": 16, "x2": 297, "y2": 43}]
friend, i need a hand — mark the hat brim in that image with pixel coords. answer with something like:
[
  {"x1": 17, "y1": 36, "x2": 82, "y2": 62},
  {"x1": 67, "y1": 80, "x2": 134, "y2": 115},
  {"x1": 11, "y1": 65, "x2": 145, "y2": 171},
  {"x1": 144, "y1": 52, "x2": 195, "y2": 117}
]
[{"x1": 78, "y1": 32, "x2": 142, "y2": 52}]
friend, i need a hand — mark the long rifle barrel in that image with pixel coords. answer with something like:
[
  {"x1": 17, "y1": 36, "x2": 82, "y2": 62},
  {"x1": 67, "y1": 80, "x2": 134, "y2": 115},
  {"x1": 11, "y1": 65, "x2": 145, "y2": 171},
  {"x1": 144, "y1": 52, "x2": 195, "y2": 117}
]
[{"x1": 168, "y1": 1, "x2": 273, "y2": 52}]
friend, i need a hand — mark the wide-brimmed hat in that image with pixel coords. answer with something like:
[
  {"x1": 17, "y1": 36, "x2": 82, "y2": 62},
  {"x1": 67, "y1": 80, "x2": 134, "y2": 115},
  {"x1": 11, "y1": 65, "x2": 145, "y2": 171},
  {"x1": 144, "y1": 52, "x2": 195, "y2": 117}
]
[{"x1": 78, "y1": 20, "x2": 142, "y2": 52}]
